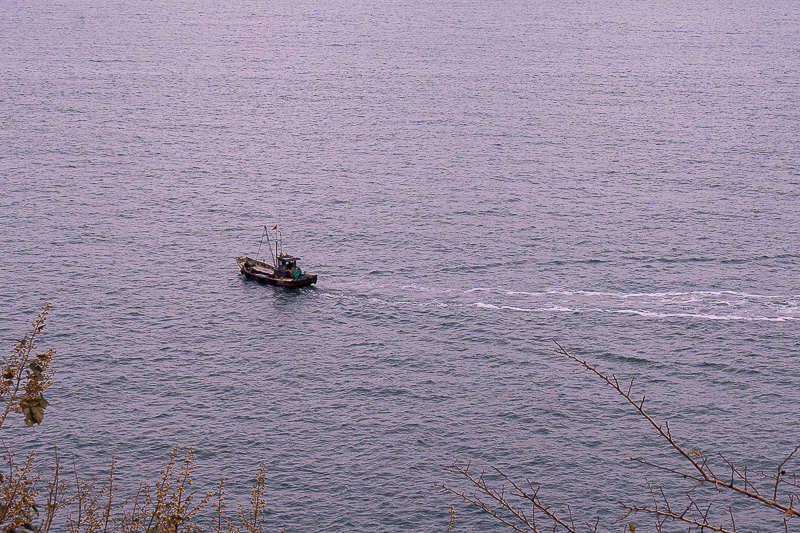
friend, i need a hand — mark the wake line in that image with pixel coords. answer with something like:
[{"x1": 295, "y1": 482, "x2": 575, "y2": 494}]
[
  {"x1": 472, "y1": 302, "x2": 799, "y2": 322},
  {"x1": 321, "y1": 288, "x2": 799, "y2": 323},
  {"x1": 468, "y1": 287, "x2": 798, "y2": 301}
]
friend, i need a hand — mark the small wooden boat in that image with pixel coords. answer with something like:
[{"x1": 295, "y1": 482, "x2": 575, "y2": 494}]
[
  {"x1": 237, "y1": 254, "x2": 317, "y2": 288},
  {"x1": 237, "y1": 225, "x2": 318, "y2": 288}
]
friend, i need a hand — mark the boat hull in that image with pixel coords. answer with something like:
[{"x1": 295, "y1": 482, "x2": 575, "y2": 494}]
[{"x1": 236, "y1": 257, "x2": 317, "y2": 288}]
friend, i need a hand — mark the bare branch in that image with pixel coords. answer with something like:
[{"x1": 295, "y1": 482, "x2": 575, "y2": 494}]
[
  {"x1": 439, "y1": 461, "x2": 582, "y2": 532},
  {"x1": 775, "y1": 445, "x2": 800, "y2": 501},
  {"x1": 553, "y1": 341, "x2": 800, "y2": 519},
  {"x1": 619, "y1": 503, "x2": 735, "y2": 533}
]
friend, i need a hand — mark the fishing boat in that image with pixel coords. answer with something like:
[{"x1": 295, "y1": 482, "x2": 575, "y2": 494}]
[{"x1": 237, "y1": 226, "x2": 318, "y2": 288}]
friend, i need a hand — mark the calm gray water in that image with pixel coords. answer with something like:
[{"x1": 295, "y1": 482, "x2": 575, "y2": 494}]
[{"x1": 2, "y1": 0, "x2": 799, "y2": 530}]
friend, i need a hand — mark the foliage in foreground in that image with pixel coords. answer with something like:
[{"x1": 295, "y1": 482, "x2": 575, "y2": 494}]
[
  {"x1": 440, "y1": 342, "x2": 800, "y2": 532},
  {"x1": 9, "y1": 304, "x2": 799, "y2": 532},
  {"x1": 0, "y1": 304, "x2": 279, "y2": 533}
]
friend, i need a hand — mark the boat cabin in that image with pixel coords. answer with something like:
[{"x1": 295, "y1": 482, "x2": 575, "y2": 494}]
[{"x1": 276, "y1": 254, "x2": 301, "y2": 278}]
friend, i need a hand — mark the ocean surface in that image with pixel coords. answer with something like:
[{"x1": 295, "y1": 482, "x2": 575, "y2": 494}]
[{"x1": 2, "y1": 0, "x2": 799, "y2": 530}]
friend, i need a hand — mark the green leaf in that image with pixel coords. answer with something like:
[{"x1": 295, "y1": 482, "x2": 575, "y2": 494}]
[
  {"x1": 23, "y1": 406, "x2": 43, "y2": 426},
  {"x1": 20, "y1": 395, "x2": 48, "y2": 426},
  {"x1": 28, "y1": 362, "x2": 43, "y2": 380}
]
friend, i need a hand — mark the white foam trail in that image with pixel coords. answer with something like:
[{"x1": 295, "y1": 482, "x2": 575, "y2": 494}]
[
  {"x1": 611, "y1": 309, "x2": 798, "y2": 322},
  {"x1": 471, "y1": 301, "x2": 798, "y2": 322},
  {"x1": 400, "y1": 285, "x2": 456, "y2": 294},
  {"x1": 496, "y1": 288, "x2": 798, "y2": 300},
  {"x1": 325, "y1": 285, "x2": 800, "y2": 323}
]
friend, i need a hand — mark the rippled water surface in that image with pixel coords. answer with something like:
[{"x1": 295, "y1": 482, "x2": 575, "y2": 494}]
[{"x1": 2, "y1": 0, "x2": 799, "y2": 530}]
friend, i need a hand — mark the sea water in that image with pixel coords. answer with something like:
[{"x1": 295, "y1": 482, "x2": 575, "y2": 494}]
[{"x1": 1, "y1": 0, "x2": 799, "y2": 530}]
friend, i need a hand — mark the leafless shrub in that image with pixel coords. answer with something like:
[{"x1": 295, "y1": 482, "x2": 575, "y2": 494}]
[{"x1": 440, "y1": 341, "x2": 800, "y2": 532}]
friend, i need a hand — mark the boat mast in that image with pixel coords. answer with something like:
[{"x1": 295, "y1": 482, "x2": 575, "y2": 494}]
[
  {"x1": 256, "y1": 229, "x2": 265, "y2": 261},
  {"x1": 263, "y1": 225, "x2": 277, "y2": 265}
]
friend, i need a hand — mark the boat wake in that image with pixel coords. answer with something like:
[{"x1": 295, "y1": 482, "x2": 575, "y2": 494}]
[
  {"x1": 469, "y1": 288, "x2": 800, "y2": 322},
  {"x1": 323, "y1": 284, "x2": 800, "y2": 323}
]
